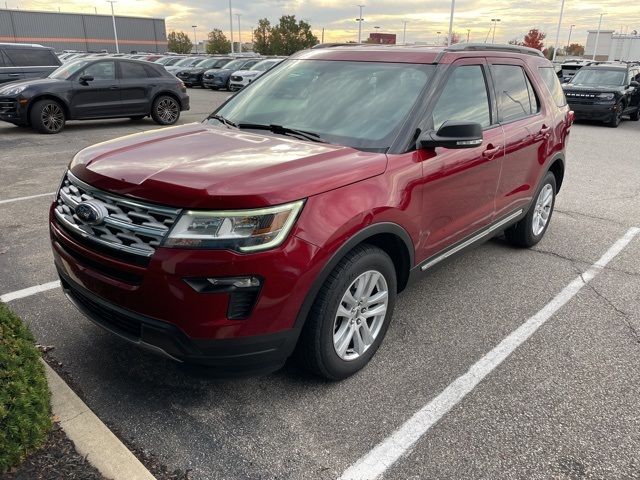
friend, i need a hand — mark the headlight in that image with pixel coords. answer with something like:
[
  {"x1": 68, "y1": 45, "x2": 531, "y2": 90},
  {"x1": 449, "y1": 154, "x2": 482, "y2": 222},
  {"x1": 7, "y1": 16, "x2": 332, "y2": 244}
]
[
  {"x1": 597, "y1": 92, "x2": 615, "y2": 100},
  {"x1": 1, "y1": 85, "x2": 27, "y2": 95},
  {"x1": 164, "y1": 200, "x2": 304, "y2": 252}
]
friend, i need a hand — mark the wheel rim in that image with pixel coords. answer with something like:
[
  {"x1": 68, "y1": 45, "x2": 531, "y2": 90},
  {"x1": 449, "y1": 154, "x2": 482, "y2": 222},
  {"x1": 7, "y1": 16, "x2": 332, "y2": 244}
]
[
  {"x1": 156, "y1": 98, "x2": 179, "y2": 124},
  {"x1": 532, "y1": 183, "x2": 553, "y2": 236},
  {"x1": 41, "y1": 103, "x2": 64, "y2": 132},
  {"x1": 333, "y1": 270, "x2": 389, "y2": 361}
]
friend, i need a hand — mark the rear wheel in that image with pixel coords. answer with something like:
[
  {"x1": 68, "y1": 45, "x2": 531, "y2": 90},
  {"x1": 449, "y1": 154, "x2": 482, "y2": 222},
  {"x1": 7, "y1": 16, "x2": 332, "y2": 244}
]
[
  {"x1": 151, "y1": 95, "x2": 180, "y2": 125},
  {"x1": 505, "y1": 171, "x2": 556, "y2": 248},
  {"x1": 29, "y1": 99, "x2": 65, "y2": 134},
  {"x1": 297, "y1": 245, "x2": 397, "y2": 380}
]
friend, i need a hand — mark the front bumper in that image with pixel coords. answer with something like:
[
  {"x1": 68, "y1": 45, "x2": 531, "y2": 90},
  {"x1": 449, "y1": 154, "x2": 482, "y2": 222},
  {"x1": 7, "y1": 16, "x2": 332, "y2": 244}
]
[
  {"x1": 177, "y1": 73, "x2": 203, "y2": 86},
  {"x1": 0, "y1": 96, "x2": 28, "y2": 124},
  {"x1": 50, "y1": 206, "x2": 322, "y2": 370},
  {"x1": 568, "y1": 101, "x2": 619, "y2": 121},
  {"x1": 203, "y1": 76, "x2": 227, "y2": 88}
]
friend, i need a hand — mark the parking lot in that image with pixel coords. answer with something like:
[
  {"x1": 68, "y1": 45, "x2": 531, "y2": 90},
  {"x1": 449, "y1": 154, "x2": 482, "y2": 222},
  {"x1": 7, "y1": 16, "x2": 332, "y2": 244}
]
[{"x1": 2, "y1": 87, "x2": 640, "y2": 479}]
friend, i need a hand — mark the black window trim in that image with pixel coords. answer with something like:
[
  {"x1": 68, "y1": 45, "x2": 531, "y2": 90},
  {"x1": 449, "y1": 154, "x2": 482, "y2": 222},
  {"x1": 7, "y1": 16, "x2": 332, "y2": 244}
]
[{"x1": 489, "y1": 62, "x2": 544, "y2": 126}]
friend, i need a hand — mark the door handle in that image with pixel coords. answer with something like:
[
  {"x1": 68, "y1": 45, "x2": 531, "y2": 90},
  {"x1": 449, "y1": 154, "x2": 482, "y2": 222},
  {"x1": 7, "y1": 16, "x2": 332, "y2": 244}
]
[
  {"x1": 8, "y1": 73, "x2": 20, "y2": 77},
  {"x1": 109, "y1": 85, "x2": 119, "y2": 90},
  {"x1": 482, "y1": 144, "x2": 502, "y2": 159},
  {"x1": 539, "y1": 125, "x2": 551, "y2": 138}
]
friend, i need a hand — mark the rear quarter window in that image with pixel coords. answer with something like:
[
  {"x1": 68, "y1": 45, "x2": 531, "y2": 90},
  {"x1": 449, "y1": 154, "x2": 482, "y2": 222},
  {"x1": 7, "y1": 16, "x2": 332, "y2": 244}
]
[
  {"x1": 4, "y1": 48, "x2": 59, "y2": 67},
  {"x1": 539, "y1": 67, "x2": 567, "y2": 107}
]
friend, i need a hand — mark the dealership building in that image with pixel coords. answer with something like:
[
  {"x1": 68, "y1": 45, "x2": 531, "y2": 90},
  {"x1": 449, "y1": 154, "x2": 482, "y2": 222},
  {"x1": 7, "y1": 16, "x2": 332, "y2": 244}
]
[
  {"x1": 585, "y1": 30, "x2": 640, "y2": 62},
  {"x1": 0, "y1": 9, "x2": 167, "y2": 53}
]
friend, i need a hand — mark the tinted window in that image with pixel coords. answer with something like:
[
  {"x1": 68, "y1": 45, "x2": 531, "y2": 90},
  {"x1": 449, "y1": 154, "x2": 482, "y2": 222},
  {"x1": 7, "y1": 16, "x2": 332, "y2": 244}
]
[
  {"x1": 570, "y1": 68, "x2": 626, "y2": 86},
  {"x1": 120, "y1": 61, "x2": 148, "y2": 79},
  {"x1": 81, "y1": 61, "x2": 116, "y2": 81},
  {"x1": 4, "y1": 48, "x2": 58, "y2": 66},
  {"x1": 432, "y1": 65, "x2": 491, "y2": 130},
  {"x1": 492, "y1": 65, "x2": 538, "y2": 122},
  {"x1": 539, "y1": 67, "x2": 567, "y2": 107}
]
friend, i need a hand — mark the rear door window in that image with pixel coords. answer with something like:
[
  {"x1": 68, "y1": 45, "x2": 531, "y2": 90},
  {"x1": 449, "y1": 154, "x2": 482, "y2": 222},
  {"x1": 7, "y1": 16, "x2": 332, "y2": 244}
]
[
  {"x1": 538, "y1": 66, "x2": 567, "y2": 107},
  {"x1": 120, "y1": 61, "x2": 149, "y2": 79},
  {"x1": 491, "y1": 64, "x2": 538, "y2": 122},
  {"x1": 4, "y1": 48, "x2": 58, "y2": 66},
  {"x1": 432, "y1": 64, "x2": 491, "y2": 130}
]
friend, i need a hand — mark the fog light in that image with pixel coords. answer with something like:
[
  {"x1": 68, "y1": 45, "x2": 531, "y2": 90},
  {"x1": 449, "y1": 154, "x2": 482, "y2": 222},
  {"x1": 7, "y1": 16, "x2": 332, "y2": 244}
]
[
  {"x1": 184, "y1": 276, "x2": 261, "y2": 293},
  {"x1": 207, "y1": 276, "x2": 260, "y2": 288}
]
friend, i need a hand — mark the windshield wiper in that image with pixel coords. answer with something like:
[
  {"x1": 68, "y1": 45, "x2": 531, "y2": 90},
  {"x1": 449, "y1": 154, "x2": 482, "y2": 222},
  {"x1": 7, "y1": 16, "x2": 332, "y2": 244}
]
[
  {"x1": 208, "y1": 114, "x2": 238, "y2": 128},
  {"x1": 236, "y1": 123, "x2": 327, "y2": 143}
]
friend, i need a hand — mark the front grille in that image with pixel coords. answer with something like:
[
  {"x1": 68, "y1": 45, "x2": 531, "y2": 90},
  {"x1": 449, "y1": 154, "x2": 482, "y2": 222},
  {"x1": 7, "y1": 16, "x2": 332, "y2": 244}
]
[
  {"x1": 0, "y1": 98, "x2": 17, "y2": 114},
  {"x1": 54, "y1": 171, "x2": 181, "y2": 259},
  {"x1": 564, "y1": 91, "x2": 600, "y2": 104},
  {"x1": 204, "y1": 73, "x2": 214, "y2": 79}
]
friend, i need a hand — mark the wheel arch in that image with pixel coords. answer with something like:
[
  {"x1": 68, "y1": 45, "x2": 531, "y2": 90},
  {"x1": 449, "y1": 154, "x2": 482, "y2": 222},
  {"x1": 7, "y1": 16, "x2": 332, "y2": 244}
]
[
  {"x1": 152, "y1": 90, "x2": 182, "y2": 110},
  {"x1": 27, "y1": 94, "x2": 70, "y2": 121},
  {"x1": 294, "y1": 222, "x2": 415, "y2": 332},
  {"x1": 547, "y1": 154, "x2": 565, "y2": 193}
]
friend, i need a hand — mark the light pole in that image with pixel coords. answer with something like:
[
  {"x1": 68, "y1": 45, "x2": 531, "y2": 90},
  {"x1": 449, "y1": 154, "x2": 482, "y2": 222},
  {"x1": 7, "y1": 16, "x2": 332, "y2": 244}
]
[
  {"x1": 446, "y1": 0, "x2": 455, "y2": 46},
  {"x1": 551, "y1": 0, "x2": 565, "y2": 61},
  {"x1": 436, "y1": 31, "x2": 442, "y2": 45},
  {"x1": 566, "y1": 24, "x2": 575, "y2": 52},
  {"x1": 192, "y1": 25, "x2": 198, "y2": 54},
  {"x1": 228, "y1": 0, "x2": 234, "y2": 54},
  {"x1": 491, "y1": 18, "x2": 500, "y2": 43},
  {"x1": 402, "y1": 20, "x2": 408, "y2": 45},
  {"x1": 356, "y1": 5, "x2": 365, "y2": 43},
  {"x1": 106, "y1": 0, "x2": 119, "y2": 53},
  {"x1": 235, "y1": 14, "x2": 241, "y2": 52},
  {"x1": 592, "y1": 13, "x2": 604, "y2": 60}
]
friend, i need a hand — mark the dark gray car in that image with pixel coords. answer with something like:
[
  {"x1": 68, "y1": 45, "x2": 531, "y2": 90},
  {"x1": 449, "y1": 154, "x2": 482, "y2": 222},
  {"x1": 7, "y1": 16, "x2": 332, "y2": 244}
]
[
  {"x1": 0, "y1": 43, "x2": 61, "y2": 85},
  {"x1": 0, "y1": 57, "x2": 190, "y2": 133}
]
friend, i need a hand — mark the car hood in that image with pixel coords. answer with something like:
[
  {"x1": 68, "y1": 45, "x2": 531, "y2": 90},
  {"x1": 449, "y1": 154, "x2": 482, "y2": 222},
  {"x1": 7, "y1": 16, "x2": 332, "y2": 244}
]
[
  {"x1": 233, "y1": 69, "x2": 260, "y2": 77},
  {"x1": 0, "y1": 77, "x2": 64, "y2": 93},
  {"x1": 211, "y1": 68, "x2": 234, "y2": 77},
  {"x1": 69, "y1": 122, "x2": 388, "y2": 209},
  {"x1": 564, "y1": 83, "x2": 624, "y2": 93}
]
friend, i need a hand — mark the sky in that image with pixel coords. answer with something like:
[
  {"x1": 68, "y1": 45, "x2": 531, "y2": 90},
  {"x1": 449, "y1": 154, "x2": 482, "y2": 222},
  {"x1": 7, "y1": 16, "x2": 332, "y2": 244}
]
[{"x1": 12, "y1": 0, "x2": 640, "y2": 47}]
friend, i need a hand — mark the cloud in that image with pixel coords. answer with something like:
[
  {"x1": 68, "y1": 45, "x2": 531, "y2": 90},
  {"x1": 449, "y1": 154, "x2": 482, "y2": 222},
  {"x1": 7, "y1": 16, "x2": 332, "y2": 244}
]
[{"x1": 15, "y1": 0, "x2": 640, "y2": 46}]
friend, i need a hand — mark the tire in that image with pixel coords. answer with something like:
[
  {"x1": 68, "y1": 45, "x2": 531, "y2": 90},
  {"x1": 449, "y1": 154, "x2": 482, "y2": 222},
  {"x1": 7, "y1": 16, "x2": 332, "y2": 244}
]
[
  {"x1": 607, "y1": 106, "x2": 622, "y2": 128},
  {"x1": 129, "y1": 115, "x2": 145, "y2": 121},
  {"x1": 630, "y1": 108, "x2": 639, "y2": 121},
  {"x1": 29, "y1": 99, "x2": 65, "y2": 134},
  {"x1": 296, "y1": 244, "x2": 397, "y2": 380},
  {"x1": 505, "y1": 171, "x2": 557, "y2": 248},
  {"x1": 151, "y1": 95, "x2": 180, "y2": 125}
]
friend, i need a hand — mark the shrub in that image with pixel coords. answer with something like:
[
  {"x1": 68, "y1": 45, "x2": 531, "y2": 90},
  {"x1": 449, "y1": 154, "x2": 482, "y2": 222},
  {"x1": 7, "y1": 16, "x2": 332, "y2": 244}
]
[{"x1": 0, "y1": 302, "x2": 51, "y2": 472}]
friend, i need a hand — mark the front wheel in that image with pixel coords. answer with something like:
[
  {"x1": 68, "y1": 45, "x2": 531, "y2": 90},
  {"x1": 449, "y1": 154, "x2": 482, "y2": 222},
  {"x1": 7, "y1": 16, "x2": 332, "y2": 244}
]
[
  {"x1": 505, "y1": 171, "x2": 556, "y2": 248},
  {"x1": 297, "y1": 245, "x2": 397, "y2": 380},
  {"x1": 30, "y1": 99, "x2": 66, "y2": 134},
  {"x1": 630, "y1": 108, "x2": 639, "y2": 121},
  {"x1": 607, "y1": 107, "x2": 622, "y2": 127},
  {"x1": 151, "y1": 95, "x2": 180, "y2": 125}
]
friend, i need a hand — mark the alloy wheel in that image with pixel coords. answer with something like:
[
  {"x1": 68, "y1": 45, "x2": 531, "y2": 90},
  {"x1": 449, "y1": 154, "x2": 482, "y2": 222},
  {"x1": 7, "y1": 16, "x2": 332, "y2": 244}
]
[
  {"x1": 532, "y1": 184, "x2": 553, "y2": 236},
  {"x1": 156, "y1": 98, "x2": 179, "y2": 124},
  {"x1": 333, "y1": 270, "x2": 389, "y2": 361},
  {"x1": 41, "y1": 103, "x2": 64, "y2": 132}
]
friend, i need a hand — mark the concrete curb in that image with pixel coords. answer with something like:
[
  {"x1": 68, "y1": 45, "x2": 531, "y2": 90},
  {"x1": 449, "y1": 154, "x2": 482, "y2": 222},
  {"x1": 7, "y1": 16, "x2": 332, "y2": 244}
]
[{"x1": 42, "y1": 360, "x2": 156, "y2": 480}]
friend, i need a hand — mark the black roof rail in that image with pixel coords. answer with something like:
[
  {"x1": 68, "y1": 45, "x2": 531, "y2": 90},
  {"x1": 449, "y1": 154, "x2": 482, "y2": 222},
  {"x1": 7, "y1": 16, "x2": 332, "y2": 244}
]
[{"x1": 443, "y1": 43, "x2": 545, "y2": 58}]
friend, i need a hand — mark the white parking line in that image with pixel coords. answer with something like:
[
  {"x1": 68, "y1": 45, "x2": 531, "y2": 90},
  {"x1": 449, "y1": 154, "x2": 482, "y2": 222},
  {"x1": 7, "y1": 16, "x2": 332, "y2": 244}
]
[
  {"x1": 339, "y1": 227, "x2": 640, "y2": 480},
  {"x1": 0, "y1": 280, "x2": 61, "y2": 303},
  {"x1": 0, "y1": 192, "x2": 55, "y2": 205}
]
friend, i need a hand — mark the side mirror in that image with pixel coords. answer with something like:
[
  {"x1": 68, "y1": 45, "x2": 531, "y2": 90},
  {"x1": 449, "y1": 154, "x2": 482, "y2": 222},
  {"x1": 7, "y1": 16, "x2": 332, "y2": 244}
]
[
  {"x1": 418, "y1": 121, "x2": 483, "y2": 150},
  {"x1": 630, "y1": 81, "x2": 640, "y2": 88},
  {"x1": 79, "y1": 75, "x2": 94, "y2": 85}
]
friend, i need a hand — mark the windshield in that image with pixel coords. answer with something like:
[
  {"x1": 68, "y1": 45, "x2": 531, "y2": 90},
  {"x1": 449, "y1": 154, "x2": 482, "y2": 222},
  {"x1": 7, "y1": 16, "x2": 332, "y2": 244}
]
[
  {"x1": 175, "y1": 57, "x2": 202, "y2": 67},
  {"x1": 50, "y1": 59, "x2": 93, "y2": 79},
  {"x1": 251, "y1": 60, "x2": 280, "y2": 72},
  {"x1": 198, "y1": 57, "x2": 227, "y2": 69},
  {"x1": 570, "y1": 68, "x2": 626, "y2": 86},
  {"x1": 213, "y1": 59, "x2": 435, "y2": 151},
  {"x1": 223, "y1": 59, "x2": 250, "y2": 71}
]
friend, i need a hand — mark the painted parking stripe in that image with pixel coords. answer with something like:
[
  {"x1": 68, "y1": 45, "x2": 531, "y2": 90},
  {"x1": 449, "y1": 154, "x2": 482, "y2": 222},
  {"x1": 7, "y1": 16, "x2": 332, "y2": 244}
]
[
  {"x1": 0, "y1": 280, "x2": 61, "y2": 303},
  {"x1": 0, "y1": 192, "x2": 55, "y2": 205},
  {"x1": 339, "y1": 227, "x2": 640, "y2": 480}
]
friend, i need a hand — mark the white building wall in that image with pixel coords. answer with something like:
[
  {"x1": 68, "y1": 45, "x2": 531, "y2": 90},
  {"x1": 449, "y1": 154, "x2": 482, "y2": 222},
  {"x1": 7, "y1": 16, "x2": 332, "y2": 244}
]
[
  {"x1": 585, "y1": 30, "x2": 640, "y2": 61},
  {"x1": 585, "y1": 30, "x2": 614, "y2": 59}
]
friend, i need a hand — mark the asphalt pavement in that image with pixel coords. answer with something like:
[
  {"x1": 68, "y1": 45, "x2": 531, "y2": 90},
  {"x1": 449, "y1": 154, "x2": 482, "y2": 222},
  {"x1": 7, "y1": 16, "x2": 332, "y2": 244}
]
[{"x1": 1, "y1": 88, "x2": 639, "y2": 480}]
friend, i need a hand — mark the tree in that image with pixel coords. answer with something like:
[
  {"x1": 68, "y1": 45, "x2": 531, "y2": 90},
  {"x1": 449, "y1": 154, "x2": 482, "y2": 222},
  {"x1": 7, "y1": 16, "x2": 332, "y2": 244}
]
[
  {"x1": 167, "y1": 31, "x2": 193, "y2": 54},
  {"x1": 543, "y1": 46, "x2": 554, "y2": 60},
  {"x1": 566, "y1": 43, "x2": 585, "y2": 56},
  {"x1": 522, "y1": 29, "x2": 545, "y2": 51},
  {"x1": 206, "y1": 29, "x2": 231, "y2": 54},
  {"x1": 252, "y1": 15, "x2": 319, "y2": 56}
]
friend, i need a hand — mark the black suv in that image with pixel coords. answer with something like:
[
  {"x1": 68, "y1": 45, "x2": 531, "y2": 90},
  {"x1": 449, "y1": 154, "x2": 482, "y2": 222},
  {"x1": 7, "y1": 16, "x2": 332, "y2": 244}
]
[
  {"x1": 563, "y1": 62, "x2": 640, "y2": 127},
  {"x1": 0, "y1": 57, "x2": 189, "y2": 133},
  {"x1": 0, "y1": 43, "x2": 61, "y2": 84}
]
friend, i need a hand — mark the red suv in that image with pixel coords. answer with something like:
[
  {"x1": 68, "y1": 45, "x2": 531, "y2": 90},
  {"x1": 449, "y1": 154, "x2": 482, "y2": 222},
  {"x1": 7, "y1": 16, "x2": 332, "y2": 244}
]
[{"x1": 50, "y1": 44, "x2": 572, "y2": 379}]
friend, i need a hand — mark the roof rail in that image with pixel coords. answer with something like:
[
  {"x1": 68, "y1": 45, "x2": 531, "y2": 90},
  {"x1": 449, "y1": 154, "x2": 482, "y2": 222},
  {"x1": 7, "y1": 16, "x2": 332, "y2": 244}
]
[{"x1": 444, "y1": 43, "x2": 545, "y2": 58}]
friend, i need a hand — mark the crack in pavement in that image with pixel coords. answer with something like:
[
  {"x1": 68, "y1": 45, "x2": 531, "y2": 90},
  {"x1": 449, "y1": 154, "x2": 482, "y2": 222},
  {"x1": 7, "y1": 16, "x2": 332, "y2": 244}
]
[
  {"x1": 554, "y1": 208, "x2": 629, "y2": 228},
  {"x1": 585, "y1": 281, "x2": 640, "y2": 345}
]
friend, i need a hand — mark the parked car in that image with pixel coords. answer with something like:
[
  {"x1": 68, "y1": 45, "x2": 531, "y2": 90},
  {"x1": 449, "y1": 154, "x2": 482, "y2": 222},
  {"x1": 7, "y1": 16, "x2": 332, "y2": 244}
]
[
  {"x1": 50, "y1": 44, "x2": 571, "y2": 379},
  {"x1": 228, "y1": 58, "x2": 285, "y2": 91},
  {"x1": 0, "y1": 57, "x2": 189, "y2": 133},
  {"x1": 0, "y1": 43, "x2": 61, "y2": 85},
  {"x1": 176, "y1": 57, "x2": 234, "y2": 87},
  {"x1": 557, "y1": 59, "x2": 596, "y2": 83},
  {"x1": 165, "y1": 56, "x2": 209, "y2": 75},
  {"x1": 202, "y1": 57, "x2": 262, "y2": 90},
  {"x1": 155, "y1": 55, "x2": 186, "y2": 66},
  {"x1": 563, "y1": 62, "x2": 640, "y2": 127}
]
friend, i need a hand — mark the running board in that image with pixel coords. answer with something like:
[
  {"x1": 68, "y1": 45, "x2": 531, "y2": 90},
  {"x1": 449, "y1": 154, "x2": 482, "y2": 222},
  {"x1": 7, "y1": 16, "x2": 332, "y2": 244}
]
[{"x1": 420, "y1": 209, "x2": 524, "y2": 271}]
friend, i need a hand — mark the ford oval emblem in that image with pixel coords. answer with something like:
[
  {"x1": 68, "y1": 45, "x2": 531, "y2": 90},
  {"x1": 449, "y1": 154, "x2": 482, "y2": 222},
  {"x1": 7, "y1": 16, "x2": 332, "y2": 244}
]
[{"x1": 75, "y1": 200, "x2": 108, "y2": 226}]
